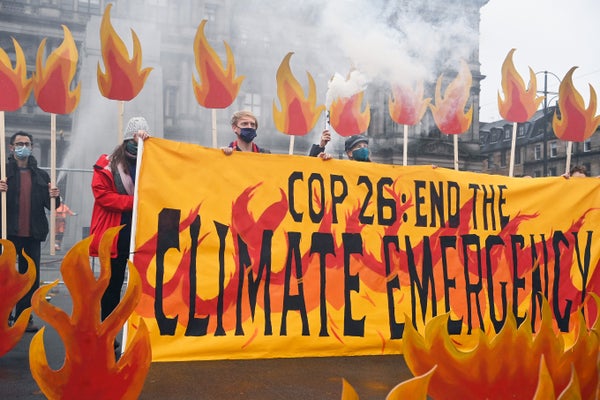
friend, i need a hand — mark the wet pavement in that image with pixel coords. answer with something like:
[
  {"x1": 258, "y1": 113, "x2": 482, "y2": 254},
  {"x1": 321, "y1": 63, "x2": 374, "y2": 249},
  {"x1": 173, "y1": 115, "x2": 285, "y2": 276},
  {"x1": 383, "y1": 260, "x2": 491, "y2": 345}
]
[{"x1": 1, "y1": 252, "x2": 413, "y2": 399}]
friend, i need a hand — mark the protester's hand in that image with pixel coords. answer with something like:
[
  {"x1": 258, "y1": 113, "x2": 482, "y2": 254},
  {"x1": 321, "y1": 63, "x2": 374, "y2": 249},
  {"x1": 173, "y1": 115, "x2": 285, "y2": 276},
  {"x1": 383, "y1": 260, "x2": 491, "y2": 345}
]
[
  {"x1": 134, "y1": 130, "x2": 150, "y2": 141},
  {"x1": 561, "y1": 172, "x2": 570, "y2": 179},
  {"x1": 221, "y1": 147, "x2": 233, "y2": 156},
  {"x1": 318, "y1": 152, "x2": 333, "y2": 161},
  {"x1": 320, "y1": 130, "x2": 331, "y2": 148},
  {"x1": 48, "y1": 184, "x2": 60, "y2": 198},
  {"x1": 0, "y1": 179, "x2": 6, "y2": 192}
]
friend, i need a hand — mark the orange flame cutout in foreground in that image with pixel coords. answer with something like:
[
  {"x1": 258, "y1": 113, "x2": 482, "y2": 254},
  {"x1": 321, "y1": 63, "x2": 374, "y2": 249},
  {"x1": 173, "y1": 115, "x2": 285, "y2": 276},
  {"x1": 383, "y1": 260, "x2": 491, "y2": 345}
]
[
  {"x1": 429, "y1": 60, "x2": 473, "y2": 134},
  {"x1": 388, "y1": 81, "x2": 430, "y2": 126},
  {"x1": 29, "y1": 227, "x2": 151, "y2": 399},
  {"x1": 329, "y1": 91, "x2": 371, "y2": 137},
  {"x1": 272, "y1": 52, "x2": 325, "y2": 135},
  {"x1": 192, "y1": 19, "x2": 244, "y2": 109},
  {"x1": 97, "y1": 3, "x2": 152, "y2": 101},
  {"x1": 402, "y1": 299, "x2": 600, "y2": 400},
  {"x1": 498, "y1": 49, "x2": 544, "y2": 123},
  {"x1": 552, "y1": 67, "x2": 600, "y2": 142},
  {"x1": 0, "y1": 240, "x2": 35, "y2": 357},
  {"x1": 33, "y1": 25, "x2": 80, "y2": 114},
  {"x1": 0, "y1": 38, "x2": 32, "y2": 111}
]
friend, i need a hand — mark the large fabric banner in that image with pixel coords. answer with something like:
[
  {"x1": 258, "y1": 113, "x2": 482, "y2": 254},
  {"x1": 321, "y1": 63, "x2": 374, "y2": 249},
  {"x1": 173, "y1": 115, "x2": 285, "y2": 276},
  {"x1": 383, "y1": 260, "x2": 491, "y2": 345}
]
[{"x1": 129, "y1": 137, "x2": 600, "y2": 361}]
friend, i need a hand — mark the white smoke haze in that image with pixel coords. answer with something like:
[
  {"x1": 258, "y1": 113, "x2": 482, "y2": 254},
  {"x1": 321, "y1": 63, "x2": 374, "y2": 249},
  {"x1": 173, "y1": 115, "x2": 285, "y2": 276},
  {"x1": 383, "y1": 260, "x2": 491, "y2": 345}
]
[{"x1": 326, "y1": 70, "x2": 370, "y2": 108}]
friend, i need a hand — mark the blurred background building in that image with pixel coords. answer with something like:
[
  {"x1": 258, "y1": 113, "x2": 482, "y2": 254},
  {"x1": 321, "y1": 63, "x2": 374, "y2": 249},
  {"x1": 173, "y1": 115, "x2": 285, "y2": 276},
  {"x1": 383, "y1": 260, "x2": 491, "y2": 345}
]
[{"x1": 0, "y1": 0, "x2": 597, "y2": 252}]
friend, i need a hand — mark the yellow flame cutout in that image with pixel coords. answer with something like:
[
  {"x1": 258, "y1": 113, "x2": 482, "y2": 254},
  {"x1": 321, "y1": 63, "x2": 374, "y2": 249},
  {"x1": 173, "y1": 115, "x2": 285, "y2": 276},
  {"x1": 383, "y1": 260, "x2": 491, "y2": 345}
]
[
  {"x1": 0, "y1": 239, "x2": 35, "y2": 357},
  {"x1": 29, "y1": 226, "x2": 151, "y2": 399}
]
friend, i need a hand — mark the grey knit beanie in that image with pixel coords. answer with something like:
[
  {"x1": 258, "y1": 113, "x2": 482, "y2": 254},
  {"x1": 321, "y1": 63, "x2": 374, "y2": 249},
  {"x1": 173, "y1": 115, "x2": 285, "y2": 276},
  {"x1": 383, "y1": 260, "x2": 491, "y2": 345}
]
[{"x1": 123, "y1": 117, "x2": 149, "y2": 141}]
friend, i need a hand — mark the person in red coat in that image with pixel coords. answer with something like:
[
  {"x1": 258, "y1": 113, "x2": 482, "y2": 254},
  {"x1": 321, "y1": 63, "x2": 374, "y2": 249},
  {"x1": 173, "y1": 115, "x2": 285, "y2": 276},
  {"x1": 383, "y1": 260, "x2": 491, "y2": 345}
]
[{"x1": 89, "y1": 117, "x2": 150, "y2": 328}]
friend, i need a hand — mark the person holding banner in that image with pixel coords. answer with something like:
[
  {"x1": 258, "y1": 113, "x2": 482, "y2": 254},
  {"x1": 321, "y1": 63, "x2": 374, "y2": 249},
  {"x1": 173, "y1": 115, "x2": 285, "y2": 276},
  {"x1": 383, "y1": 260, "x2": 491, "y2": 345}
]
[
  {"x1": 0, "y1": 131, "x2": 61, "y2": 332},
  {"x1": 89, "y1": 117, "x2": 150, "y2": 337},
  {"x1": 221, "y1": 110, "x2": 271, "y2": 154},
  {"x1": 344, "y1": 134, "x2": 371, "y2": 162}
]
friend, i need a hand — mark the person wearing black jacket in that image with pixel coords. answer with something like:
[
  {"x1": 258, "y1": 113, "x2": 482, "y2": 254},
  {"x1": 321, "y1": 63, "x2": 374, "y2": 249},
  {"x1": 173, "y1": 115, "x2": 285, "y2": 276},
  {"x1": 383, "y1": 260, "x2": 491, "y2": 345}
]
[{"x1": 0, "y1": 131, "x2": 60, "y2": 332}]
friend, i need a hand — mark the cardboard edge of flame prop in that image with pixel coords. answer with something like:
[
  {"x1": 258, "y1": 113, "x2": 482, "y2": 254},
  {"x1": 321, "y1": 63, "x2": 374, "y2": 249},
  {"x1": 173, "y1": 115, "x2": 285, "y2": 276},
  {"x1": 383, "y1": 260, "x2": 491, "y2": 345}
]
[
  {"x1": 552, "y1": 66, "x2": 600, "y2": 143},
  {"x1": 97, "y1": 3, "x2": 153, "y2": 102},
  {"x1": 272, "y1": 52, "x2": 325, "y2": 136},
  {"x1": 0, "y1": 239, "x2": 35, "y2": 357},
  {"x1": 29, "y1": 227, "x2": 151, "y2": 399},
  {"x1": 0, "y1": 37, "x2": 33, "y2": 112}
]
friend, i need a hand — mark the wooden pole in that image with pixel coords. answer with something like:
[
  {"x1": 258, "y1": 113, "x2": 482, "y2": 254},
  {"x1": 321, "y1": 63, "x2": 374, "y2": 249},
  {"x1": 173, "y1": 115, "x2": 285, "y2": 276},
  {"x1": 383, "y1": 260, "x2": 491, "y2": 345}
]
[
  {"x1": 0, "y1": 111, "x2": 6, "y2": 239},
  {"x1": 508, "y1": 122, "x2": 517, "y2": 177},
  {"x1": 565, "y1": 141, "x2": 573, "y2": 175},
  {"x1": 49, "y1": 113, "x2": 56, "y2": 255},
  {"x1": 288, "y1": 135, "x2": 295, "y2": 155},
  {"x1": 212, "y1": 109, "x2": 217, "y2": 148},
  {"x1": 118, "y1": 100, "x2": 124, "y2": 143},
  {"x1": 453, "y1": 134, "x2": 459, "y2": 171},
  {"x1": 402, "y1": 124, "x2": 408, "y2": 166}
]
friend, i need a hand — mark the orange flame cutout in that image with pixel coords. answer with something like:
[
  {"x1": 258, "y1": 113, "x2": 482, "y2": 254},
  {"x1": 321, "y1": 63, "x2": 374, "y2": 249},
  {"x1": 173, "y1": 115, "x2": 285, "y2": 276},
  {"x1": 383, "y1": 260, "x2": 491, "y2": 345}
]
[
  {"x1": 498, "y1": 49, "x2": 544, "y2": 123},
  {"x1": 429, "y1": 60, "x2": 473, "y2": 134},
  {"x1": 341, "y1": 367, "x2": 434, "y2": 400},
  {"x1": 329, "y1": 91, "x2": 371, "y2": 137},
  {"x1": 388, "y1": 81, "x2": 430, "y2": 126},
  {"x1": 33, "y1": 25, "x2": 80, "y2": 114},
  {"x1": 0, "y1": 38, "x2": 32, "y2": 111},
  {"x1": 97, "y1": 3, "x2": 152, "y2": 101},
  {"x1": 192, "y1": 19, "x2": 243, "y2": 109},
  {"x1": 29, "y1": 227, "x2": 152, "y2": 399},
  {"x1": 273, "y1": 52, "x2": 325, "y2": 135},
  {"x1": 0, "y1": 240, "x2": 35, "y2": 357},
  {"x1": 403, "y1": 298, "x2": 600, "y2": 399},
  {"x1": 552, "y1": 67, "x2": 600, "y2": 142}
]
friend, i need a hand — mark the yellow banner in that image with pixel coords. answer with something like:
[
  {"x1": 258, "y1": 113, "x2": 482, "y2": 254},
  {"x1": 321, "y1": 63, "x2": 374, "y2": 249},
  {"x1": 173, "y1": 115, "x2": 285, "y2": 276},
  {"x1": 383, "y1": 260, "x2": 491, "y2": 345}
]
[{"x1": 129, "y1": 137, "x2": 600, "y2": 361}]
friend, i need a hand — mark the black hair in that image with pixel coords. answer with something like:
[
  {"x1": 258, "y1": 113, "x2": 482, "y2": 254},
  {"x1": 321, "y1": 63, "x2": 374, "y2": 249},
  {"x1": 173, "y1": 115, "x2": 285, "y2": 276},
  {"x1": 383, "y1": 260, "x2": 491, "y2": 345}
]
[{"x1": 10, "y1": 131, "x2": 33, "y2": 145}]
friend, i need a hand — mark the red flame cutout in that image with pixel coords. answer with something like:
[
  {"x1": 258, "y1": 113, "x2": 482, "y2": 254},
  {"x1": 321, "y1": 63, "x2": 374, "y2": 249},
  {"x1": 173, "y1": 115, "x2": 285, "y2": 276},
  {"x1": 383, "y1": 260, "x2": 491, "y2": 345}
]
[
  {"x1": 0, "y1": 38, "x2": 32, "y2": 111},
  {"x1": 329, "y1": 91, "x2": 371, "y2": 136},
  {"x1": 388, "y1": 81, "x2": 430, "y2": 126},
  {"x1": 429, "y1": 61, "x2": 473, "y2": 134},
  {"x1": 33, "y1": 25, "x2": 80, "y2": 114}
]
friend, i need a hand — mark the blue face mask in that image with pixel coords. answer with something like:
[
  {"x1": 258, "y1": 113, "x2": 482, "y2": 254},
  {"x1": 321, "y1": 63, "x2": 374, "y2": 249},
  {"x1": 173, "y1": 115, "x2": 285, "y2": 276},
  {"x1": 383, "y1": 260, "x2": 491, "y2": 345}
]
[
  {"x1": 14, "y1": 146, "x2": 32, "y2": 160},
  {"x1": 352, "y1": 147, "x2": 370, "y2": 162},
  {"x1": 238, "y1": 127, "x2": 257, "y2": 143}
]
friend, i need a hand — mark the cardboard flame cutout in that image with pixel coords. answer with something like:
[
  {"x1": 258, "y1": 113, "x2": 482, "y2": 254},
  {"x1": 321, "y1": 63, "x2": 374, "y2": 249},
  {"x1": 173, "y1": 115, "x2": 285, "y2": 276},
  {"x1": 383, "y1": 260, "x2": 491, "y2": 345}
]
[
  {"x1": 33, "y1": 25, "x2": 81, "y2": 114},
  {"x1": 0, "y1": 38, "x2": 32, "y2": 111},
  {"x1": 329, "y1": 91, "x2": 371, "y2": 137},
  {"x1": 272, "y1": 52, "x2": 325, "y2": 135},
  {"x1": 388, "y1": 81, "x2": 430, "y2": 126},
  {"x1": 552, "y1": 67, "x2": 600, "y2": 142},
  {"x1": 192, "y1": 19, "x2": 244, "y2": 109},
  {"x1": 402, "y1": 299, "x2": 600, "y2": 400},
  {"x1": 498, "y1": 49, "x2": 544, "y2": 123},
  {"x1": 429, "y1": 61, "x2": 473, "y2": 134},
  {"x1": 97, "y1": 3, "x2": 152, "y2": 101},
  {"x1": 29, "y1": 227, "x2": 151, "y2": 399},
  {"x1": 0, "y1": 240, "x2": 35, "y2": 357}
]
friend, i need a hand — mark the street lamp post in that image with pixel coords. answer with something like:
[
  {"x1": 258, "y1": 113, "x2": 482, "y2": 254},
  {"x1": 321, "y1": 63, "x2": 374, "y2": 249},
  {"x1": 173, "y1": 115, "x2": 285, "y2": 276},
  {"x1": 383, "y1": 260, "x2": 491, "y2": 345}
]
[{"x1": 536, "y1": 71, "x2": 561, "y2": 176}]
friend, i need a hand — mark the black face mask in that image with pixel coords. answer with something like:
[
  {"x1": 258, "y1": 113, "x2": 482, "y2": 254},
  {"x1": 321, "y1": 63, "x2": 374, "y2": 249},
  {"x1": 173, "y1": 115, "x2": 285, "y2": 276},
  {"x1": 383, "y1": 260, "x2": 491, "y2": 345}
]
[
  {"x1": 125, "y1": 140, "x2": 138, "y2": 157},
  {"x1": 238, "y1": 127, "x2": 257, "y2": 143}
]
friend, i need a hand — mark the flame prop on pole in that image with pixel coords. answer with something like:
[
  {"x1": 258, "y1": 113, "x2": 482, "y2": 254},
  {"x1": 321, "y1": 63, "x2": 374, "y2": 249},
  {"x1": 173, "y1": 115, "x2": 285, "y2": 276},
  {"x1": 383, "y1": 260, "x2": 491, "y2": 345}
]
[
  {"x1": 29, "y1": 229, "x2": 151, "y2": 399},
  {"x1": 429, "y1": 60, "x2": 473, "y2": 171},
  {"x1": 97, "y1": 3, "x2": 152, "y2": 143},
  {"x1": 273, "y1": 52, "x2": 325, "y2": 154},
  {"x1": 192, "y1": 19, "x2": 244, "y2": 148},
  {"x1": 0, "y1": 240, "x2": 35, "y2": 356},
  {"x1": 388, "y1": 81, "x2": 430, "y2": 166},
  {"x1": 498, "y1": 49, "x2": 544, "y2": 177},
  {"x1": 552, "y1": 67, "x2": 600, "y2": 175},
  {"x1": 0, "y1": 38, "x2": 32, "y2": 239},
  {"x1": 327, "y1": 71, "x2": 371, "y2": 139},
  {"x1": 33, "y1": 25, "x2": 80, "y2": 256}
]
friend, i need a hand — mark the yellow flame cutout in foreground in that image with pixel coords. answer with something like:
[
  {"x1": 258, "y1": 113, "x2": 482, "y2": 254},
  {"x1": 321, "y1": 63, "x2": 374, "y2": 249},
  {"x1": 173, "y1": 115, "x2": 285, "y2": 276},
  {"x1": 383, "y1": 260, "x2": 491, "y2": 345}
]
[
  {"x1": 402, "y1": 298, "x2": 599, "y2": 400},
  {"x1": 0, "y1": 240, "x2": 35, "y2": 357},
  {"x1": 29, "y1": 226, "x2": 151, "y2": 399}
]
